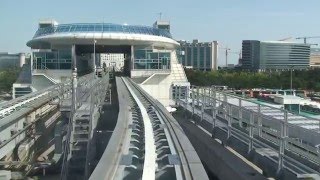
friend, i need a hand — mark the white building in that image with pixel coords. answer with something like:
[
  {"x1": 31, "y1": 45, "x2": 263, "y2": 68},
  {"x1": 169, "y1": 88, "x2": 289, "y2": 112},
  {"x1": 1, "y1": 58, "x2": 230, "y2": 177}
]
[
  {"x1": 100, "y1": 53, "x2": 124, "y2": 71},
  {"x1": 24, "y1": 20, "x2": 189, "y2": 106}
]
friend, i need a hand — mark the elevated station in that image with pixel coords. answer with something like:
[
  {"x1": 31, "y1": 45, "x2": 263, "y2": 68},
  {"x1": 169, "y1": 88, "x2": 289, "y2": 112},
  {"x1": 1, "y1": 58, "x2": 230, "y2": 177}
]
[
  {"x1": 20, "y1": 19, "x2": 189, "y2": 107},
  {"x1": 1, "y1": 19, "x2": 319, "y2": 180}
]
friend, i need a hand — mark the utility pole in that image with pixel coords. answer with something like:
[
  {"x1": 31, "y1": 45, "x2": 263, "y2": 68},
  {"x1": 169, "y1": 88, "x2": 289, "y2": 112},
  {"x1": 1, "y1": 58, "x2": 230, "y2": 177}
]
[{"x1": 225, "y1": 49, "x2": 228, "y2": 67}]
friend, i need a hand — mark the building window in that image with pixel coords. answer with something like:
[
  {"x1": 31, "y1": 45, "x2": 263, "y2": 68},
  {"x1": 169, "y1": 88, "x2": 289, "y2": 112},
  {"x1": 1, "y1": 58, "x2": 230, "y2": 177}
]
[{"x1": 134, "y1": 48, "x2": 171, "y2": 70}]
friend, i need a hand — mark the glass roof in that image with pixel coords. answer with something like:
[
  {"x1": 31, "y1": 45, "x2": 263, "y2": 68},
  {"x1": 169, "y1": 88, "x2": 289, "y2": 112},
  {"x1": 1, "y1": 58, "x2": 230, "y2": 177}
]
[{"x1": 33, "y1": 23, "x2": 172, "y2": 39}]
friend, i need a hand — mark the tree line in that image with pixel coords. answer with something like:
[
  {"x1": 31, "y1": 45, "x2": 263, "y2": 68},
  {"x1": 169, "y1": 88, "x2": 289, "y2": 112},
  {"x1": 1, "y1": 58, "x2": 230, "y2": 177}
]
[
  {"x1": 0, "y1": 68, "x2": 20, "y2": 92},
  {"x1": 185, "y1": 69, "x2": 320, "y2": 91}
]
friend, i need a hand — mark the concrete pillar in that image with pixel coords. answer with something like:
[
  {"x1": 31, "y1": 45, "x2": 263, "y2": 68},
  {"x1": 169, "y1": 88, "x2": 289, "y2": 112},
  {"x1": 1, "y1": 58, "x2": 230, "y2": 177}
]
[
  {"x1": 71, "y1": 44, "x2": 78, "y2": 112},
  {"x1": 19, "y1": 53, "x2": 26, "y2": 67},
  {"x1": 131, "y1": 45, "x2": 135, "y2": 71},
  {"x1": 30, "y1": 50, "x2": 34, "y2": 71}
]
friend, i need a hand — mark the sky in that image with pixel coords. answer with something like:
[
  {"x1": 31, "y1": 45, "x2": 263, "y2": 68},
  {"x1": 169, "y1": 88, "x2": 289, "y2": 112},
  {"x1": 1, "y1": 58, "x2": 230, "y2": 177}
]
[{"x1": 1, "y1": 0, "x2": 320, "y2": 65}]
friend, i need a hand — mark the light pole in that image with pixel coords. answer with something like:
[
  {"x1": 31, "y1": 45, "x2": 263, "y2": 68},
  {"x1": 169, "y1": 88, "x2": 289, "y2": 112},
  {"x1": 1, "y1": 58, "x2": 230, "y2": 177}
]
[{"x1": 93, "y1": 39, "x2": 97, "y2": 75}]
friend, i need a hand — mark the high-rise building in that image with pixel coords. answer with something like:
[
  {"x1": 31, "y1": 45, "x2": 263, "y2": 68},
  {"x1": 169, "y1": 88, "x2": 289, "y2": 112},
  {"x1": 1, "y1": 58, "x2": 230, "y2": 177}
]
[
  {"x1": 241, "y1": 40, "x2": 310, "y2": 70},
  {"x1": 310, "y1": 48, "x2": 320, "y2": 68},
  {"x1": 178, "y1": 40, "x2": 218, "y2": 71},
  {"x1": 0, "y1": 52, "x2": 26, "y2": 70}
]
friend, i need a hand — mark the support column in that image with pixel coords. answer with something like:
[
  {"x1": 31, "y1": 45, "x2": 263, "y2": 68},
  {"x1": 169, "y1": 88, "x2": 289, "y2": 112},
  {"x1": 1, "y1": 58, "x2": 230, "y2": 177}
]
[{"x1": 71, "y1": 44, "x2": 78, "y2": 112}]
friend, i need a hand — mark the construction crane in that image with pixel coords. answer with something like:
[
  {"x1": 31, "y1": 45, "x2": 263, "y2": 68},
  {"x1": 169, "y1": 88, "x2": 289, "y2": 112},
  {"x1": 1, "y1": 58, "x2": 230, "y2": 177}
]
[
  {"x1": 229, "y1": 51, "x2": 242, "y2": 60},
  {"x1": 278, "y1": 37, "x2": 293, "y2": 41},
  {"x1": 220, "y1": 47, "x2": 231, "y2": 67},
  {"x1": 296, "y1": 36, "x2": 320, "y2": 44}
]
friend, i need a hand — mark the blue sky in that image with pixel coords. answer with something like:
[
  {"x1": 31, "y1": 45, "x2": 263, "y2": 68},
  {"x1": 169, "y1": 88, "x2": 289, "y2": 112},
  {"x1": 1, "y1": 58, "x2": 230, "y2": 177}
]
[{"x1": 1, "y1": 0, "x2": 320, "y2": 65}]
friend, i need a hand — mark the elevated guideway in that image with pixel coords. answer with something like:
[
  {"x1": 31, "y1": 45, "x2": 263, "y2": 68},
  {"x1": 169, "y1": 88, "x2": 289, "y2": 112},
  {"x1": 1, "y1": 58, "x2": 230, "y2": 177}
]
[
  {"x1": 90, "y1": 77, "x2": 208, "y2": 180},
  {"x1": 175, "y1": 85, "x2": 320, "y2": 179},
  {"x1": 0, "y1": 73, "x2": 101, "y2": 176}
]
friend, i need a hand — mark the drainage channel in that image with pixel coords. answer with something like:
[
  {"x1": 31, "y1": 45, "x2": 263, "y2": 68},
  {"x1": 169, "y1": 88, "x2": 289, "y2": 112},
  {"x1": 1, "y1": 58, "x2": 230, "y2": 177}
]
[{"x1": 122, "y1": 77, "x2": 182, "y2": 180}]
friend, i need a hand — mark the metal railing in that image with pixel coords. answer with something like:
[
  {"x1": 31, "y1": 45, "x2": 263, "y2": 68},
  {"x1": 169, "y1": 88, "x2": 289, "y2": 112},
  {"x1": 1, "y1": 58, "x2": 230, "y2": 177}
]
[{"x1": 176, "y1": 85, "x2": 320, "y2": 175}]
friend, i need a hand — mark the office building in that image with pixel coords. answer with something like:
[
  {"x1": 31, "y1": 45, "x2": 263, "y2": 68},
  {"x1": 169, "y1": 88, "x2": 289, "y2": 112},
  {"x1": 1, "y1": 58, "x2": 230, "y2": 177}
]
[
  {"x1": 310, "y1": 48, "x2": 320, "y2": 68},
  {"x1": 0, "y1": 52, "x2": 26, "y2": 70},
  {"x1": 178, "y1": 40, "x2": 218, "y2": 71},
  {"x1": 241, "y1": 40, "x2": 310, "y2": 70}
]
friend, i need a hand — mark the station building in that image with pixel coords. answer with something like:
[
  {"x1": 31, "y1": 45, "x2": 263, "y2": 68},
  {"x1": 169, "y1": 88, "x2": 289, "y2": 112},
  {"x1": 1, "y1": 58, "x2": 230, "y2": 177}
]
[{"x1": 17, "y1": 19, "x2": 189, "y2": 106}]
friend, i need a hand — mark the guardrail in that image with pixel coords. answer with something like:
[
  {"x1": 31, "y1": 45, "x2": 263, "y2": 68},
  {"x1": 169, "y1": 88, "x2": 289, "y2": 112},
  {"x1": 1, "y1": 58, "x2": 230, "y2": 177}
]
[{"x1": 176, "y1": 85, "x2": 320, "y2": 175}]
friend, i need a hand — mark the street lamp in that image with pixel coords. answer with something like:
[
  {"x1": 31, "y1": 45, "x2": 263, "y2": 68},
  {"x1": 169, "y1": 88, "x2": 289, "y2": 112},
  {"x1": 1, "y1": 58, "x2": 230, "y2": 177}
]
[
  {"x1": 93, "y1": 39, "x2": 97, "y2": 75},
  {"x1": 290, "y1": 65, "x2": 294, "y2": 90}
]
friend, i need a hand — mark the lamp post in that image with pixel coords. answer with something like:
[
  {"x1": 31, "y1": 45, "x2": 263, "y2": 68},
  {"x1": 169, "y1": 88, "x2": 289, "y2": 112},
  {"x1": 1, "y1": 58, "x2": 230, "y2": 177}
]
[{"x1": 93, "y1": 39, "x2": 97, "y2": 76}]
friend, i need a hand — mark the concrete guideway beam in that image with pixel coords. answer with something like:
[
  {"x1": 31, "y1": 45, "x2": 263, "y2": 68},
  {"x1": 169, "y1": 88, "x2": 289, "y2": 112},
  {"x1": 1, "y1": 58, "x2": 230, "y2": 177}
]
[{"x1": 122, "y1": 78, "x2": 156, "y2": 180}]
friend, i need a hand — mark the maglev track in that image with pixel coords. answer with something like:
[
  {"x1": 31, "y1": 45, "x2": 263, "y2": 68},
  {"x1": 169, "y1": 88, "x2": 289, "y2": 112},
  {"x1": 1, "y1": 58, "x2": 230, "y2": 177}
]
[{"x1": 89, "y1": 77, "x2": 208, "y2": 180}]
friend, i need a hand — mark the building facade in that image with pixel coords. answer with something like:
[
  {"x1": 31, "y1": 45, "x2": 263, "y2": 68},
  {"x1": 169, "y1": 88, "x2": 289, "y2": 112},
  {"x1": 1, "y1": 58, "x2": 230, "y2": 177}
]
[
  {"x1": 242, "y1": 40, "x2": 310, "y2": 70},
  {"x1": 310, "y1": 48, "x2": 320, "y2": 68},
  {"x1": 22, "y1": 20, "x2": 189, "y2": 106},
  {"x1": 0, "y1": 52, "x2": 26, "y2": 70},
  {"x1": 100, "y1": 53, "x2": 125, "y2": 71},
  {"x1": 178, "y1": 40, "x2": 218, "y2": 71}
]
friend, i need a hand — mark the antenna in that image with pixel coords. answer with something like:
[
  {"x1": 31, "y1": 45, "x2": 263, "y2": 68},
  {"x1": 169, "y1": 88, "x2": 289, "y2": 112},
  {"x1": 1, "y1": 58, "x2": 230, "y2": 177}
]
[{"x1": 158, "y1": 12, "x2": 162, "y2": 20}]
